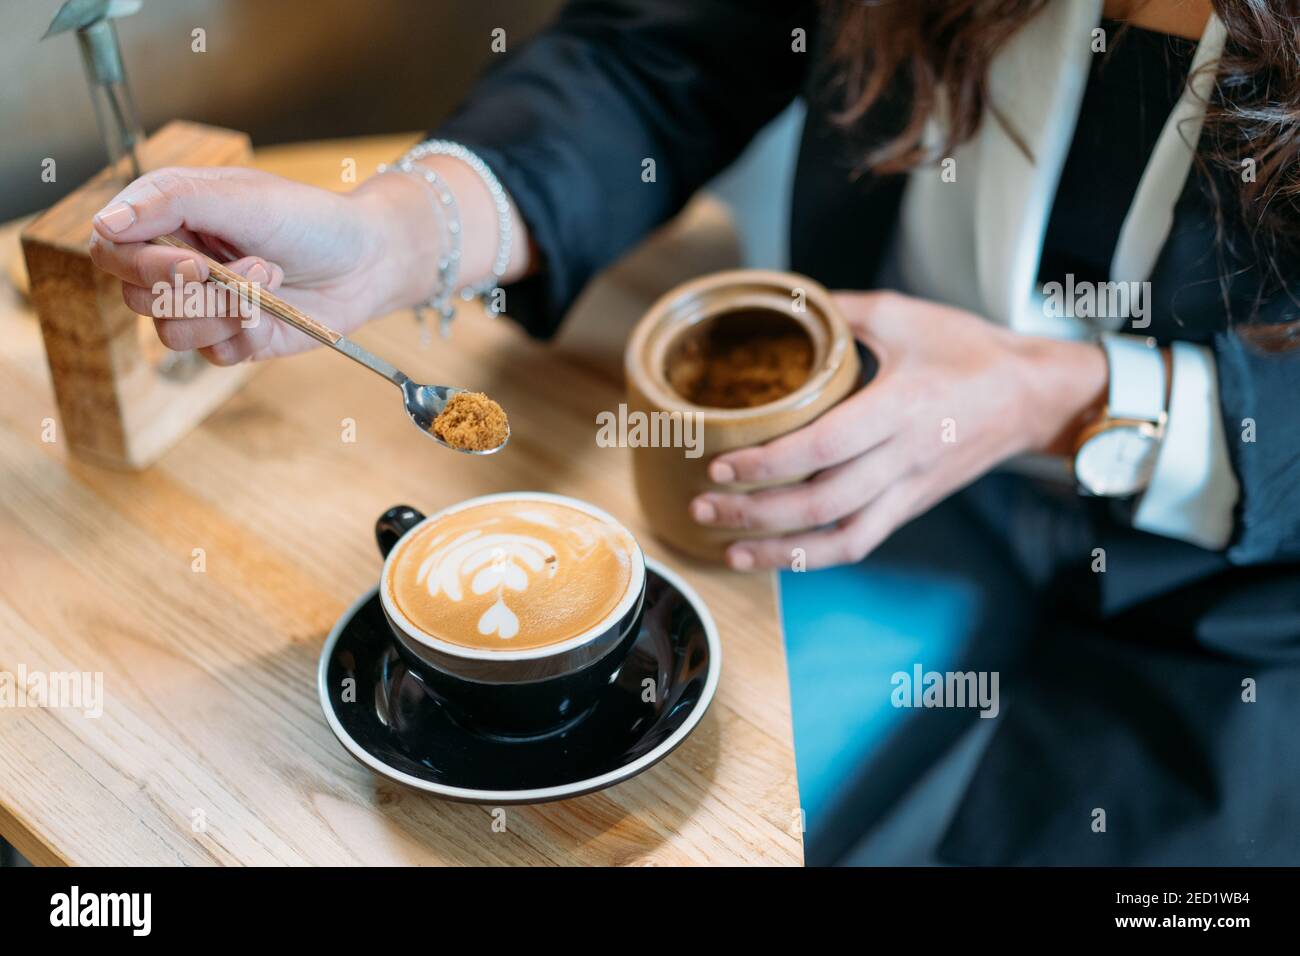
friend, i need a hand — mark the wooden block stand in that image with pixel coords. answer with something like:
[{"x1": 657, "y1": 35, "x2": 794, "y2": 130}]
[{"x1": 21, "y1": 120, "x2": 254, "y2": 469}]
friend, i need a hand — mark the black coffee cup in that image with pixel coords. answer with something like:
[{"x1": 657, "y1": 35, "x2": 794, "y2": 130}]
[{"x1": 375, "y1": 493, "x2": 647, "y2": 736}]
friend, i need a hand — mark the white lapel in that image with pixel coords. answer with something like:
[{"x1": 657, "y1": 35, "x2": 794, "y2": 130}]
[
  {"x1": 1109, "y1": 13, "x2": 1226, "y2": 284},
  {"x1": 894, "y1": 2, "x2": 1223, "y2": 339},
  {"x1": 974, "y1": 0, "x2": 1102, "y2": 335},
  {"x1": 896, "y1": 0, "x2": 1100, "y2": 334}
]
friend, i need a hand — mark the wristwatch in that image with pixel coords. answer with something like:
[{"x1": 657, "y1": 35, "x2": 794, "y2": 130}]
[{"x1": 1073, "y1": 334, "x2": 1170, "y2": 497}]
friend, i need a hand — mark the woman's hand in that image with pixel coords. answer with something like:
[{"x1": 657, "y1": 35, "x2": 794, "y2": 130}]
[
  {"x1": 690, "y1": 291, "x2": 1108, "y2": 571},
  {"x1": 88, "y1": 166, "x2": 443, "y2": 364}
]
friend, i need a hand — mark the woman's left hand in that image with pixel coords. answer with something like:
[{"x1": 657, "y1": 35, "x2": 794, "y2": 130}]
[{"x1": 691, "y1": 291, "x2": 1108, "y2": 571}]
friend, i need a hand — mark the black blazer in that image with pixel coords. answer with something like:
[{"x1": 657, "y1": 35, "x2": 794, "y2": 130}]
[{"x1": 434, "y1": 0, "x2": 1300, "y2": 864}]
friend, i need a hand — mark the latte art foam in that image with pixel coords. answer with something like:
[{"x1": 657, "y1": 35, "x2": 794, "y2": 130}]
[{"x1": 387, "y1": 500, "x2": 636, "y2": 650}]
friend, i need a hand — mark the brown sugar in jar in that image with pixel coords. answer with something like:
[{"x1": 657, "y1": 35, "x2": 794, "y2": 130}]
[{"x1": 665, "y1": 308, "x2": 814, "y2": 409}]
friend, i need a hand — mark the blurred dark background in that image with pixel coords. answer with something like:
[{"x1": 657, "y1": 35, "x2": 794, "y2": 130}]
[
  {"x1": 0, "y1": 0, "x2": 564, "y2": 221},
  {"x1": 3, "y1": 0, "x2": 800, "y2": 267}
]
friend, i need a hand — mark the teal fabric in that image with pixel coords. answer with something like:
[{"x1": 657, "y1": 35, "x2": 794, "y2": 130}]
[
  {"x1": 776, "y1": 479, "x2": 1044, "y2": 863},
  {"x1": 779, "y1": 563, "x2": 975, "y2": 827}
]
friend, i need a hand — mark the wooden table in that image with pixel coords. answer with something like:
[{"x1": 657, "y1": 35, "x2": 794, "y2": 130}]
[{"x1": 0, "y1": 135, "x2": 804, "y2": 865}]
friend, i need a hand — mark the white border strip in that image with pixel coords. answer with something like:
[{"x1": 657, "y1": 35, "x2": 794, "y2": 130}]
[{"x1": 317, "y1": 558, "x2": 722, "y2": 803}]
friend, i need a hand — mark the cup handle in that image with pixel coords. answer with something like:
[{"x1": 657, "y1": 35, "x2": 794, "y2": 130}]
[{"x1": 375, "y1": 505, "x2": 426, "y2": 558}]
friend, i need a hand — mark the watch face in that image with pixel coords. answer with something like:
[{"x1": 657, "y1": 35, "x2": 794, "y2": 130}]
[{"x1": 1075, "y1": 425, "x2": 1161, "y2": 497}]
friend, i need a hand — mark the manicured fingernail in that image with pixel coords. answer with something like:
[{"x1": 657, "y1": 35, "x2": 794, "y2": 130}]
[
  {"x1": 728, "y1": 547, "x2": 754, "y2": 571},
  {"x1": 710, "y1": 461, "x2": 735, "y2": 483},
  {"x1": 94, "y1": 201, "x2": 136, "y2": 234},
  {"x1": 691, "y1": 499, "x2": 716, "y2": 524},
  {"x1": 175, "y1": 258, "x2": 201, "y2": 283},
  {"x1": 247, "y1": 263, "x2": 269, "y2": 285}
]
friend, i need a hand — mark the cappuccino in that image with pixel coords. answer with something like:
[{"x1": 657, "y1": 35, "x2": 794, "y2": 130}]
[{"x1": 387, "y1": 499, "x2": 637, "y2": 651}]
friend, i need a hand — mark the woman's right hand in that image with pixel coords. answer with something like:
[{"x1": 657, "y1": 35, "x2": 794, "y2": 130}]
[{"x1": 88, "y1": 166, "x2": 438, "y2": 364}]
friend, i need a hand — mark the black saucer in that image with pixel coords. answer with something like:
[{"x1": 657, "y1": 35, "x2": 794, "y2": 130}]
[{"x1": 318, "y1": 559, "x2": 720, "y2": 803}]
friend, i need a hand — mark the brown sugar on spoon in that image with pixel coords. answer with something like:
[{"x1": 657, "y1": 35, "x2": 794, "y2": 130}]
[{"x1": 433, "y1": 391, "x2": 510, "y2": 451}]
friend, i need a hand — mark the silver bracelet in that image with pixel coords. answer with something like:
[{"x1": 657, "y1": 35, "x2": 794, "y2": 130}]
[
  {"x1": 400, "y1": 139, "x2": 513, "y2": 316},
  {"x1": 376, "y1": 159, "x2": 462, "y2": 339}
]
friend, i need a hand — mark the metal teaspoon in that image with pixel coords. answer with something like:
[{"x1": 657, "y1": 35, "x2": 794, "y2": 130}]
[{"x1": 149, "y1": 235, "x2": 508, "y2": 455}]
